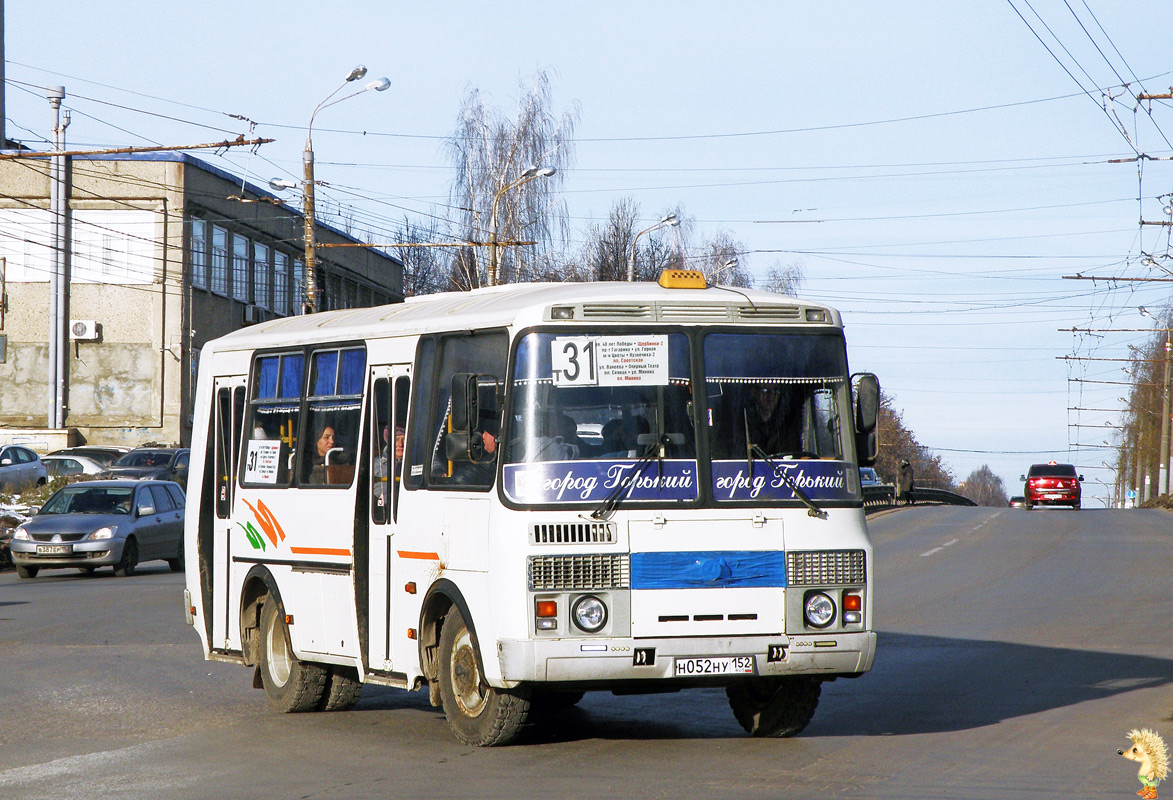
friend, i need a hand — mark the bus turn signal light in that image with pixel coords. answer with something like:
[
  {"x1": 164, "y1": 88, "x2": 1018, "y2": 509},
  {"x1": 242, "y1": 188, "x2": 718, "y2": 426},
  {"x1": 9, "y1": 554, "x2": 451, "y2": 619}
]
[
  {"x1": 536, "y1": 600, "x2": 558, "y2": 618},
  {"x1": 843, "y1": 593, "x2": 861, "y2": 612}
]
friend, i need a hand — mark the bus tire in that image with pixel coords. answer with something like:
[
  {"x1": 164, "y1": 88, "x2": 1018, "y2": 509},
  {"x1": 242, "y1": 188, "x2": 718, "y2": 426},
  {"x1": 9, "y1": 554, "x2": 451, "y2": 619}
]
[
  {"x1": 258, "y1": 599, "x2": 327, "y2": 713},
  {"x1": 318, "y1": 665, "x2": 363, "y2": 712},
  {"x1": 726, "y1": 677, "x2": 821, "y2": 737},
  {"x1": 437, "y1": 607, "x2": 530, "y2": 746}
]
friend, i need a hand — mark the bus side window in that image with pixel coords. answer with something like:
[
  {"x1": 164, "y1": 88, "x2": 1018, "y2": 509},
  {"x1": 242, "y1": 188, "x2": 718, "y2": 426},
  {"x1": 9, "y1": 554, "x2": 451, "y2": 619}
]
[
  {"x1": 371, "y1": 378, "x2": 391, "y2": 523},
  {"x1": 393, "y1": 376, "x2": 410, "y2": 517},
  {"x1": 215, "y1": 387, "x2": 233, "y2": 518},
  {"x1": 302, "y1": 347, "x2": 364, "y2": 487},
  {"x1": 243, "y1": 352, "x2": 303, "y2": 488}
]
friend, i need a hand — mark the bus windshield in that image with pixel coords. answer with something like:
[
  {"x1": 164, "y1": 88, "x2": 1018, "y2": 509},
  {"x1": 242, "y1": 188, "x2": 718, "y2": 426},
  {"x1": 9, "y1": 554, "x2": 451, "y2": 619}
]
[{"x1": 501, "y1": 329, "x2": 857, "y2": 507}]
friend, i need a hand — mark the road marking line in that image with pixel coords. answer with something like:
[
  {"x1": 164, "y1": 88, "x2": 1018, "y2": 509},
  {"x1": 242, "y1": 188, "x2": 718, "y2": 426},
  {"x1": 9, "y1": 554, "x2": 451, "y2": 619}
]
[{"x1": 920, "y1": 547, "x2": 943, "y2": 557}]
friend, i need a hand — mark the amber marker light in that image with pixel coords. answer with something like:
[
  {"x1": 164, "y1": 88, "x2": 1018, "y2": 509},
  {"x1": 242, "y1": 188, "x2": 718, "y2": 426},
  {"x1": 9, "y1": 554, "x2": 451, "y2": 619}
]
[
  {"x1": 843, "y1": 591, "x2": 863, "y2": 624},
  {"x1": 536, "y1": 600, "x2": 558, "y2": 618}
]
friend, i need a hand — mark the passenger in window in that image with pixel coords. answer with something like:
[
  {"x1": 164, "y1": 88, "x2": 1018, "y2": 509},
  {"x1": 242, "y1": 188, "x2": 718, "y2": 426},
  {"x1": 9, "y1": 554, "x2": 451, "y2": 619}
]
[
  {"x1": 452, "y1": 425, "x2": 498, "y2": 486},
  {"x1": 374, "y1": 425, "x2": 406, "y2": 507},
  {"x1": 306, "y1": 423, "x2": 338, "y2": 483}
]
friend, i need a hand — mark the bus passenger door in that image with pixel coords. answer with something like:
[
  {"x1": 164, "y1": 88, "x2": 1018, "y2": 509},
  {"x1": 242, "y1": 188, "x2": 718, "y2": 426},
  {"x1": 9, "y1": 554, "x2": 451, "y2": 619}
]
[
  {"x1": 367, "y1": 366, "x2": 411, "y2": 672},
  {"x1": 211, "y1": 377, "x2": 246, "y2": 651}
]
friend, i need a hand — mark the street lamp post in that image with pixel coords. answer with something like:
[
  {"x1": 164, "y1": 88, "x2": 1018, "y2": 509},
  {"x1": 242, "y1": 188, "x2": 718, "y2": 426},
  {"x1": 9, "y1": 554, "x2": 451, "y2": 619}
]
[
  {"x1": 1101, "y1": 461, "x2": 1120, "y2": 508},
  {"x1": 1139, "y1": 306, "x2": 1171, "y2": 496},
  {"x1": 299, "y1": 66, "x2": 390, "y2": 313},
  {"x1": 487, "y1": 167, "x2": 555, "y2": 287},
  {"x1": 627, "y1": 213, "x2": 679, "y2": 282}
]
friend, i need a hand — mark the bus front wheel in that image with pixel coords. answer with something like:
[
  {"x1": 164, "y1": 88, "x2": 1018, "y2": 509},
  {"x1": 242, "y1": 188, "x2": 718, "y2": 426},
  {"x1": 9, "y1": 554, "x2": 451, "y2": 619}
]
[
  {"x1": 727, "y1": 676, "x2": 821, "y2": 737},
  {"x1": 437, "y1": 607, "x2": 530, "y2": 746},
  {"x1": 258, "y1": 599, "x2": 327, "y2": 713}
]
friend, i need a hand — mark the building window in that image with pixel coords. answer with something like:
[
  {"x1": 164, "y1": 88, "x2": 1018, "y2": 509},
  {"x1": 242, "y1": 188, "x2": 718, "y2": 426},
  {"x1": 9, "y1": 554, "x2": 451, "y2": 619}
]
[
  {"x1": 232, "y1": 233, "x2": 250, "y2": 302},
  {"x1": 293, "y1": 259, "x2": 305, "y2": 314},
  {"x1": 274, "y1": 251, "x2": 289, "y2": 316},
  {"x1": 211, "y1": 225, "x2": 229, "y2": 295},
  {"x1": 191, "y1": 218, "x2": 208, "y2": 290},
  {"x1": 253, "y1": 242, "x2": 271, "y2": 310}
]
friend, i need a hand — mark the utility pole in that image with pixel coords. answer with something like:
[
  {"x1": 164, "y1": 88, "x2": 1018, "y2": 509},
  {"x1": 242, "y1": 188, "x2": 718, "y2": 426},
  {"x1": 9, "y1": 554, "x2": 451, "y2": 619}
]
[{"x1": 47, "y1": 86, "x2": 69, "y2": 429}]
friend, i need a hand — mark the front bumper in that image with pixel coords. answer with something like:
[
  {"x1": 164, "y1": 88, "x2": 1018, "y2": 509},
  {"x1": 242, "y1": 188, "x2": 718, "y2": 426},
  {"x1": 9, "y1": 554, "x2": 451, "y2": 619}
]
[
  {"x1": 10, "y1": 538, "x2": 125, "y2": 568},
  {"x1": 498, "y1": 630, "x2": 876, "y2": 685}
]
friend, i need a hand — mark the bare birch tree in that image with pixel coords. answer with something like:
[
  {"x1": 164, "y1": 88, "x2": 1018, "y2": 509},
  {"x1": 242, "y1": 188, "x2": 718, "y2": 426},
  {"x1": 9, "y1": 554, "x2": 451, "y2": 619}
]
[
  {"x1": 695, "y1": 231, "x2": 753, "y2": 288},
  {"x1": 447, "y1": 70, "x2": 578, "y2": 287},
  {"x1": 761, "y1": 260, "x2": 805, "y2": 296},
  {"x1": 393, "y1": 214, "x2": 450, "y2": 297}
]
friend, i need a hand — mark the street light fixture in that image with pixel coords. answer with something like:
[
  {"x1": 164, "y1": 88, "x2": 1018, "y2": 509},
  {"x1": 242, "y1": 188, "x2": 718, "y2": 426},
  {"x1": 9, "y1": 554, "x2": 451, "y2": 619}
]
[
  {"x1": 298, "y1": 65, "x2": 390, "y2": 313},
  {"x1": 487, "y1": 167, "x2": 556, "y2": 287},
  {"x1": 1139, "y1": 305, "x2": 1171, "y2": 495},
  {"x1": 627, "y1": 213, "x2": 679, "y2": 282}
]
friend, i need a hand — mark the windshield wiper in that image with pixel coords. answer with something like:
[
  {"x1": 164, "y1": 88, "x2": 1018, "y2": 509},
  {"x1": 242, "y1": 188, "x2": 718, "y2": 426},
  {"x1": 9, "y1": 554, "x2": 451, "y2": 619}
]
[
  {"x1": 747, "y1": 441, "x2": 827, "y2": 519},
  {"x1": 588, "y1": 437, "x2": 665, "y2": 521}
]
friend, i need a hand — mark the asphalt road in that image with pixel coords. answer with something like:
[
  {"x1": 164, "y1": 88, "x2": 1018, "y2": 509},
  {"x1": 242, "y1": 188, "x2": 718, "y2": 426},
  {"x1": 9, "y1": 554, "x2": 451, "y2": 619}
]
[{"x1": 1, "y1": 505, "x2": 1170, "y2": 799}]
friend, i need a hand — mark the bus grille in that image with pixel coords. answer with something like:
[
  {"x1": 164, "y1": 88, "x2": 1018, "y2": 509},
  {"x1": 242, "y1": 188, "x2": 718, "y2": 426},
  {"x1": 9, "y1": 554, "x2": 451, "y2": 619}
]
[
  {"x1": 658, "y1": 304, "x2": 730, "y2": 321},
  {"x1": 528, "y1": 554, "x2": 630, "y2": 590},
  {"x1": 786, "y1": 550, "x2": 866, "y2": 586},
  {"x1": 530, "y1": 522, "x2": 617, "y2": 545},
  {"x1": 580, "y1": 303, "x2": 654, "y2": 319},
  {"x1": 735, "y1": 305, "x2": 802, "y2": 321}
]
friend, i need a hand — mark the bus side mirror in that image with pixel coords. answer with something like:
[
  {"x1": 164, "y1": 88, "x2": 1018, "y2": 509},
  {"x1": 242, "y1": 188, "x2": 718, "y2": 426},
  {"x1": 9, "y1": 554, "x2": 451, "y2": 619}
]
[
  {"x1": 447, "y1": 373, "x2": 483, "y2": 463},
  {"x1": 853, "y1": 373, "x2": 880, "y2": 466},
  {"x1": 853, "y1": 373, "x2": 879, "y2": 433},
  {"x1": 450, "y1": 373, "x2": 479, "y2": 433}
]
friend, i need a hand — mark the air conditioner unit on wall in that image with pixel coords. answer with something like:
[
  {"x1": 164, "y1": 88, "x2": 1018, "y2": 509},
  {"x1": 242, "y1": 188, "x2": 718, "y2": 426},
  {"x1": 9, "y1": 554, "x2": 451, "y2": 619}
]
[
  {"x1": 243, "y1": 305, "x2": 262, "y2": 324},
  {"x1": 69, "y1": 320, "x2": 100, "y2": 341}
]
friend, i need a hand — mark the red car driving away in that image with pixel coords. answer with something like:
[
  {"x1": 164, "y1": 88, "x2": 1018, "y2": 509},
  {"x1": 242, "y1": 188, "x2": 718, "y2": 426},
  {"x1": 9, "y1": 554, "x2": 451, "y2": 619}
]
[{"x1": 1021, "y1": 462, "x2": 1082, "y2": 510}]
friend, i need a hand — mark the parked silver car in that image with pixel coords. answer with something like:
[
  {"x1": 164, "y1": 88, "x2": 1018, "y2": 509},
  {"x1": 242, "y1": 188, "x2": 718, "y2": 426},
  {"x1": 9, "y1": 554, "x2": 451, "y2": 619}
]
[
  {"x1": 8, "y1": 480, "x2": 185, "y2": 578},
  {"x1": 0, "y1": 445, "x2": 49, "y2": 493},
  {"x1": 41, "y1": 453, "x2": 107, "y2": 478}
]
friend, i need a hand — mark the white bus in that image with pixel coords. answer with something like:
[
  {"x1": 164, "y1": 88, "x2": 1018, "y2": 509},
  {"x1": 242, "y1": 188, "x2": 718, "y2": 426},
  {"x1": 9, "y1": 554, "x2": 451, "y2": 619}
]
[{"x1": 183, "y1": 270, "x2": 880, "y2": 746}]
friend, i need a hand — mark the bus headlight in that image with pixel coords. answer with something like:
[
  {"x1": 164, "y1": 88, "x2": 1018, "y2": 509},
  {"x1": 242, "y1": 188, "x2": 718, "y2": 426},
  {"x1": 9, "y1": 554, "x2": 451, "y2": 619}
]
[
  {"x1": 571, "y1": 595, "x2": 608, "y2": 633},
  {"x1": 803, "y1": 592, "x2": 836, "y2": 628}
]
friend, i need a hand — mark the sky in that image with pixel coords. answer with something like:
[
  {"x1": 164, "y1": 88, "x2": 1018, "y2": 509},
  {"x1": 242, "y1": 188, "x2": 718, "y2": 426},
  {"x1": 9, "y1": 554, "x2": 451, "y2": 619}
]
[{"x1": 6, "y1": 1, "x2": 1173, "y2": 507}]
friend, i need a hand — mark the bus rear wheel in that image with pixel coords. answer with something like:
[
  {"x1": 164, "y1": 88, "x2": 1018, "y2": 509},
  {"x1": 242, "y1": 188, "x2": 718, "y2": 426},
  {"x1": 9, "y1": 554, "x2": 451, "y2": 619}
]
[
  {"x1": 318, "y1": 665, "x2": 363, "y2": 712},
  {"x1": 437, "y1": 608, "x2": 530, "y2": 746},
  {"x1": 258, "y1": 599, "x2": 327, "y2": 713},
  {"x1": 726, "y1": 677, "x2": 821, "y2": 737}
]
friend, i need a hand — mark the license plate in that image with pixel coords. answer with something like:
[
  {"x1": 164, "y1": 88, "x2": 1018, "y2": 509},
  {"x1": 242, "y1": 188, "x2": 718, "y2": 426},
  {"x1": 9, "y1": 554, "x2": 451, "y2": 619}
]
[
  {"x1": 674, "y1": 655, "x2": 755, "y2": 676},
  {"x1": 36, "y1": 544, "x2": 73, "y2": 555}
]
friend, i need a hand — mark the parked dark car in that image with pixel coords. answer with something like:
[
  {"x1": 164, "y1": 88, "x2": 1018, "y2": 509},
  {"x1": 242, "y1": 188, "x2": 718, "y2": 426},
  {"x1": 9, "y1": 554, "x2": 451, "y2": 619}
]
[
  {"x1": 8, "y1": 480, "x2": 185, "y2": 578},
  {"x1": 98, "y1": 448, "x2": 190, "y2": 488},
  {"x1": 1021, "y1": 462, "x2": 1082, "y2": 510},
  {"x1": 47, "y1": 445, "x2": 130, "y2": 469},
  {"x1": 0, "y1": 445, "x2": 49, "y2": 493}
]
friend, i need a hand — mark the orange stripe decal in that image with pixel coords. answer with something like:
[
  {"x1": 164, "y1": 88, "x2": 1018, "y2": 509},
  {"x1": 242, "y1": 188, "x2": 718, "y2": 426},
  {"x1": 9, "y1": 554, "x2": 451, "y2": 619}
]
[
  {"x1": 289, "y1": 547, "x2": 352, "y2": 557},
  {"x1": 397, "y1": 550, "x2": 441, "y2": 560}
]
